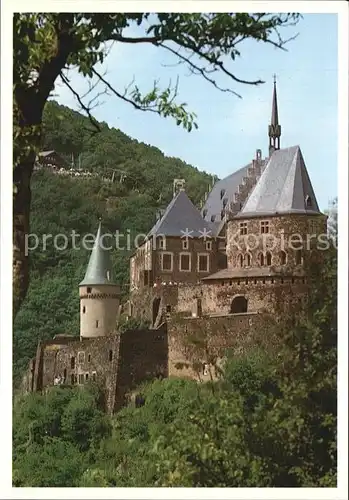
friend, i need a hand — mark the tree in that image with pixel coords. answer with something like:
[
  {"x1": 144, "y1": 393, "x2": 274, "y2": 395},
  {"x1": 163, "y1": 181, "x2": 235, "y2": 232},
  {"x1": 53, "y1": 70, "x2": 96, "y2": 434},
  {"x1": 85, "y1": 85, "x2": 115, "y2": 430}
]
[{"x1": 13, "y1": 12, "x2": 300, "y2": 316}]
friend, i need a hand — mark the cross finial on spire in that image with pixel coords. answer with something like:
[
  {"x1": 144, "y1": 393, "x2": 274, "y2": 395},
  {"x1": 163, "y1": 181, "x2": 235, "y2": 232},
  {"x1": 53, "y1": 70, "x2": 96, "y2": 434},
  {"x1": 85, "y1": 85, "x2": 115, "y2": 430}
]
[{"x1": 273, "y1": 73, "x2": 277, "y2": 84}]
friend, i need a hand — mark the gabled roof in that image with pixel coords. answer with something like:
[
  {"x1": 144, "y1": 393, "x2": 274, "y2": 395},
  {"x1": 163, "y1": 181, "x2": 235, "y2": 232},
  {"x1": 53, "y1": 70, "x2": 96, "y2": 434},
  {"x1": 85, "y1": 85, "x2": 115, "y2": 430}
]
[
  {"x1": 236, "y1": 146, "x2": 321, "y2": 218},
  {"x1": 149, "y1": 190, "x2": 214, "y2": 238},
  {"x1": 201, "y1": 164, "x2": 250, "y2": 224},
  {"x1": 79, "y1": 222, "x2": 117, "y2": 286}
]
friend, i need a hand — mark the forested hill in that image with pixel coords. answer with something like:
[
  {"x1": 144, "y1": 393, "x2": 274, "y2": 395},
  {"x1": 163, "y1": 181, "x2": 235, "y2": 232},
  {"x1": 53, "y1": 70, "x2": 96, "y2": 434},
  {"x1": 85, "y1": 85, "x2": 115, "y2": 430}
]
[
  {"x1": 13, "y1": 101, "x2": 213, "y2": 383},
  {"x1": 42, "y1": 100, "x2": 214, "y2": 202}
]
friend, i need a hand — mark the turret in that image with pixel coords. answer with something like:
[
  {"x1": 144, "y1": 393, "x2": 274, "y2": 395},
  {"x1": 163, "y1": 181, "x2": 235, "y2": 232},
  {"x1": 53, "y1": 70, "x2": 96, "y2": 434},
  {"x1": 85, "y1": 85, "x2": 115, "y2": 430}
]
[{"x1": 79, "y1": 221, "x2": 120, "y2": 338}]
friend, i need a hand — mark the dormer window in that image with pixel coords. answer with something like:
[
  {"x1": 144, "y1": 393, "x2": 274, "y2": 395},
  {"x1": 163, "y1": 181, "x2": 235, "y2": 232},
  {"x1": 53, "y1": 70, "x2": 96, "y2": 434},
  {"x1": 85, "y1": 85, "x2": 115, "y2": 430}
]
[
  {"x1": 222, "y1": 198, "x2": 228, "y2": 208},
  {"x1": 220, "y1": 189, "x2": 225, "y2": 199},
  {"x1": 203, "y1": 209, "x2": 208, "y2": 218},
  {"x1": 305, "y1": 195, "x2": 312, "y2": 208},
  {"x1": 211, "y1": 215, "x2": 216, "y2": 223}
]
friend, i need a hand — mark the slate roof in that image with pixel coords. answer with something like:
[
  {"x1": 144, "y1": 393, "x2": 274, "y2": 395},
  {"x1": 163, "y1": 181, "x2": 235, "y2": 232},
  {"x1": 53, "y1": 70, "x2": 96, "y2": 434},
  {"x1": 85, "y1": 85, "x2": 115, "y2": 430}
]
[
  {"x1": 148, "y1": 190, "x2": 214, "y2": 238},
  {"x1": 79, "y1": 222, "x2": 117, "y2": 286},
  {"x1": 235, "y1": 146, "x2": 320, "y2": 218},
  {"x1": 201, "y1": 163, "x2": 250, "y2": 225},
  {"x1": 202, "y1": 266, "x2": 305, "y2": 280},
  {"x1": 271, "y1": 81, "x2": 279, "y2": 129}
]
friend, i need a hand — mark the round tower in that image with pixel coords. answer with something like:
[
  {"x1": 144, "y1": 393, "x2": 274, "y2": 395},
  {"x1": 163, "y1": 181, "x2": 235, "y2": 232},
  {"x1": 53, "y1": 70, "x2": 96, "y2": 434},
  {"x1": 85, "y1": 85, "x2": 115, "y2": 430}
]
[{"x1": 79, "y1": 222, "x2": 120, "y2": 338}]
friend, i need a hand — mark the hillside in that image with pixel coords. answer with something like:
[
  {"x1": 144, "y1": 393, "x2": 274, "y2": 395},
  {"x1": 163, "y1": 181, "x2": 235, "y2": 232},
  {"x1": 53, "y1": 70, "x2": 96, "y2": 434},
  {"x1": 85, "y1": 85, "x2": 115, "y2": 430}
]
[{"x1": 13, "y1": 101, "x2": 213, "y2": 383}]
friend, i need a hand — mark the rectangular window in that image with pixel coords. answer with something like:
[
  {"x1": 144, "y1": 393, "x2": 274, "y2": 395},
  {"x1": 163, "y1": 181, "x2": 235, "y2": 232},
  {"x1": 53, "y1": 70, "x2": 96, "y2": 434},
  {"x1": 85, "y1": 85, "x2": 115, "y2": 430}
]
[
  {"x1": 88, "y1": 354, "x2": 91, "y2": 363},
  {"x1": 205, "y1": 241, "x2": 212, "y2": 251},
  {"x1": 179, "y1": 253, "x2": 191, "y2": 271},
  {"x1": 95, "y1": 320, "x2": 99, "y2": 328},
  {"x1": 182, "y1": 239, "x2": 189, "y2": 250},
  {"x1": 308, "y1": 220, "x2": 317, "y2": 234},
  {"x1": 78, "y1": 351, "x2": 85, "y2": 364},
  {"x1": 85, "y1": 373, "x2": 89, "y2": 382},
  {"x1": 87, "y1": 287, "x2": 92, "y2": 294},
  {"x1": 260, "y1": 221, "x2": 270, "y2": 234},
  {"x1": 71, "y1": 357, "x2": 75, "y2": 369},
  {"x1": 161, "y1": 252, "x2": 173, "y2": 271},
  {"x1": 159, "y1": 238, "x2": 166, "y2": 249},
  {"x1": 78, "y1": 374, "x2": 84, "y2": 385},
  {"x1": 198, "y1": 254, "x2": 209, "y2": 272},
  {"x1": 239, "y1": 222, "x2": 248, "y2": 235}
]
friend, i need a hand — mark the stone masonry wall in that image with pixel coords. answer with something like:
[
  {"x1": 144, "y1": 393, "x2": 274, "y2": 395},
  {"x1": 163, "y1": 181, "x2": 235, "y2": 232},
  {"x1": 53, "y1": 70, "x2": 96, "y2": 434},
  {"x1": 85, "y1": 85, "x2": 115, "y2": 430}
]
[
  {"x1": 114, "y1": 326, "x2": 168, "y2": 410},
  {"x1": 177, "y1": 279, "x2": 309, "y2": 317},
  {"x1": 226, "y1": 214, "x2": 327, "y2": 271},
  {"x1": 168, "y1": 312, "x2": 276, "y2": 381}
]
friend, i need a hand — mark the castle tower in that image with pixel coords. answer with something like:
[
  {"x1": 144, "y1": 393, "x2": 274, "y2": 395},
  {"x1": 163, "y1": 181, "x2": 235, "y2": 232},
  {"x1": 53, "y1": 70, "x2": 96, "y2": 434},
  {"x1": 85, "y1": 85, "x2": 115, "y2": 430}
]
[
  {"x1": 79, "y1": 221, "x2": 120, "y2": 338},
  {"x1": 268, "y1": 75, "x2": 281, "y2": 157}
]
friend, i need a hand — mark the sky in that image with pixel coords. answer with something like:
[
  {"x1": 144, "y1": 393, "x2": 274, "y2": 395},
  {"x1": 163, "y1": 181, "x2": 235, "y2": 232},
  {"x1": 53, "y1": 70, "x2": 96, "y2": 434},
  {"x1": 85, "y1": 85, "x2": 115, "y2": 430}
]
[{"x1": 55, "y1": 13, "x2": 338, "y2": 211}]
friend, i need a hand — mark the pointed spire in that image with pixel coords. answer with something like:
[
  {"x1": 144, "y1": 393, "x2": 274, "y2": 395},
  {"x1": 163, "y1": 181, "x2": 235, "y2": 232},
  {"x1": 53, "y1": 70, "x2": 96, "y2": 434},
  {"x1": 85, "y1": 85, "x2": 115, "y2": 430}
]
[
  {"x1": 79, "y1": 221, "x2": 116, "y2": 286},
  {"x1": 268, "y1": 75, "x2": 281, "y2": 156}
]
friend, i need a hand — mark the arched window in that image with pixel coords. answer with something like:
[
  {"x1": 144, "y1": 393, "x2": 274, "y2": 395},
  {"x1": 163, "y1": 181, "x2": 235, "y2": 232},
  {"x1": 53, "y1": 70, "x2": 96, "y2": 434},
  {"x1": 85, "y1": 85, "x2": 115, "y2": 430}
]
[
  {"x1": 279, "y1": 250, "x2": 287, "y2": 265},
  {"x1": 238, "y1": 254, "x2": 243, "y2": 267},
  {"x1": 305, "y1": 195, "x2": 312, "y2": 208},
  {"x1": 244, "y1": 253, "x2": 251, "y2": 267},
  {"x1": 230, "y1": 296, "x2": 248, "y2": 314},
  {"x1": 258, "y1": 253, "x2": 264, "y2": 266},
  {"x1": 295, "y1": 250, "x2": 302, "y2": 265},
  {"x1": 266, "y1": 252, "x2": 272, "y2": 266}
]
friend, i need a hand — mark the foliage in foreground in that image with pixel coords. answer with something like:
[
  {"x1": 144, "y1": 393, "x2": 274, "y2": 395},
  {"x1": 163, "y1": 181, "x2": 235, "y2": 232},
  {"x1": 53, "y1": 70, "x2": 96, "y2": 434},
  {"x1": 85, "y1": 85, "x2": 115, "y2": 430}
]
[{"x1": 13, "y1": 244, "x2": 337, "y2": 487}]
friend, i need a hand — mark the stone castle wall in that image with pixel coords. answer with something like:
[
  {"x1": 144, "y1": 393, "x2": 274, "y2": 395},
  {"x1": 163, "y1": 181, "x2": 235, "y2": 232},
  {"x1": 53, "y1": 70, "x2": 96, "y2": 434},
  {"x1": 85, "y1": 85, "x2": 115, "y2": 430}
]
[
  {"x1": 167, "y1": 311, "x2": 277, "y2": 380},
  {"x1": 176, "y1": 279, "x2": 309, "y2": 317},
  {"x1": 226, "y1": 214, "x2": 327, "y2": 270},
  {"x1": 26, "y1": 327, "x2": 168, "y2": 414}
]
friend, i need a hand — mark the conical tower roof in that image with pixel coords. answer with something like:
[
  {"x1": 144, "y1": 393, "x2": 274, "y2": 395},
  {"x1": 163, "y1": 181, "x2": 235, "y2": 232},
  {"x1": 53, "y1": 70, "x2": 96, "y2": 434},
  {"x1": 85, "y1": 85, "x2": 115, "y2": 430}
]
[{"x1": 79, "y1": 222, "x2": 116, "y2": 286}]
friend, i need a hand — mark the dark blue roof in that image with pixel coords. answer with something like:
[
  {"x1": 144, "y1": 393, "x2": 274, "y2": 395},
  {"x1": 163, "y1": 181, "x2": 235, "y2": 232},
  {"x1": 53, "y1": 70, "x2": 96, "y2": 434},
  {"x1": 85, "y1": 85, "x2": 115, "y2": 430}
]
[
  {"x1": 201, "y1": 163, "x2": 250, "y2": 224},
  {"x1": 149, "y1": 190, "x2": 214, "y2": 238}
]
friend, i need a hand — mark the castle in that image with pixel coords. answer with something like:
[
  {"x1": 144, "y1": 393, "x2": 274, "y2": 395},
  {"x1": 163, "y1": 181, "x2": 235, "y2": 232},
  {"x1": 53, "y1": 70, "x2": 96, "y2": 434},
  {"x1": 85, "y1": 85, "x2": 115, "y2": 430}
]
[{"x1": 22, "y1": 81, "x2": 327, "y2": 413}]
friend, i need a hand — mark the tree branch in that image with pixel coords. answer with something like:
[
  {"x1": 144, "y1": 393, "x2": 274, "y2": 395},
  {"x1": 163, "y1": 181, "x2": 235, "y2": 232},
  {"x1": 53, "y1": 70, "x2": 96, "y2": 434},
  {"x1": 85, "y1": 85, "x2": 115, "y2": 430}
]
[
  {"x1": 91, "y1": 68, "x2": 161, "y2": 113},
  {"x1": 159, "y1": 43, "x2": 242, "y2": 97},
  {"x1": 59, "y1": 72, "x2": 101, "y2": 133}
]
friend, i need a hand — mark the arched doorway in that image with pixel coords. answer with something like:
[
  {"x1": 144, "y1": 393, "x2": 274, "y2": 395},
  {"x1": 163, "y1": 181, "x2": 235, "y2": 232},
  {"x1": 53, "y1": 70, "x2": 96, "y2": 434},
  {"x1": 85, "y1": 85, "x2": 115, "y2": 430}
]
[
  {"x1": 152, "y1": 297, "x2": 161, "y2": 325},
  {"x1": 230, "y1": 296, "x2": 248, "y2": 314}
]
